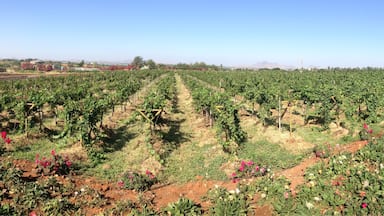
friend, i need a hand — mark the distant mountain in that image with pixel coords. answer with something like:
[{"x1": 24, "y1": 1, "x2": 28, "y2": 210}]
[{"x1": 246, "y1": 61, "x2": 297, "y2": 70}]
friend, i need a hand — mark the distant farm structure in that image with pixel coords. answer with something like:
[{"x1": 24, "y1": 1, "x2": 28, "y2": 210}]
[{"x1": 20, "y1": 60, "x2": 65, "y2": 72}]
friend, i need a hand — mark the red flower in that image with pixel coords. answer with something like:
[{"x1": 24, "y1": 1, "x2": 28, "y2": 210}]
[
  {"x1": 65, "y1": 160, "x2": 72, "y2": 167},
  {"x1": 51, "y1": 149, "x2": 56, "y2": 156},
  {"x1": 4, "y1": 137, "x2": 11, "y2": 144},
  {"x1": 145, "y1": 170, "x2": 155, "y2": 179},
  {"x1": 241, "y1": 160, "x2": 246, "y2": 167},
  {"x1": 117, "y1": 180, "x2": 124, "y2": 187},
  {"x1": 363, "y1": 123, "x2": 368, "y2": 129},
  {"x1": 361, "y1": 202, "x2": 368, "y2": 208},
  {"x1": 1, "y1": 131, "x2": 6, "y2": 139},
  {"x1": 367, "y1": 129, "x2": 373, "y2": 134},
  {"x1": 41, "y1": 160, "x2": 51, "y2": 168},
  {"x1": 35, "y1": 154, "x2": 40, "y2": 164},
  {"x1": 239, "y1": 165, "x2": 244, "y2": 172}
]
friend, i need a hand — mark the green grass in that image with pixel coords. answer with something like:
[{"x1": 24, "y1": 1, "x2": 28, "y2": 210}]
[
  {"x1": 162, "y1": 142, "x2": 229, "y2": 183},
  {"x1": 9, "y1": 132, "x2": 79, "y2": 161},
  {"x1": 84, "y1": 120, "x2": 152, "y2": 181},
  {"x1": 238, "y1": 140, "x2": 302, "y2": 170},
  {"x1": 296, "y1": 127, "x2": 332, "y2": 144}
]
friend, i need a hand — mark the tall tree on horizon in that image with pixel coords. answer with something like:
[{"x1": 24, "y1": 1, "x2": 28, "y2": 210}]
[{"x1": 131, "y1": 56, "x2": 144, "y2": 69}]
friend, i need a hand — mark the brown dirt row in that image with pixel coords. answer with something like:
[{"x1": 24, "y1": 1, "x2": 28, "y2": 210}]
[{"x1": 277, "y1": 140, "x2": 368, "y2": 193}]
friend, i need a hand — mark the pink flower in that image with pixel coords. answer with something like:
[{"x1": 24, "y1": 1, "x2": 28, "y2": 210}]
[
  {"x1": 65, "y1": 160, "x2": 72, "y2": 167},
  {"x1": 241, "y1": 160, "x2": 246, "y2": 167},
  {"x1": 363, "y1": 123, "x2": 368, "y2": 129},
  {"x1": 117, "y1": 180, "x2": 124, "y2": 187},
  {"x1": 51, "y1": 149, "x2": 56, "y2": 156},
  {"x1": 367, "y1": 129, "x2": 373, "y2": 134},
  {"x1": 231, "y1": 172, "x2": 237, "y2": 177},
  {"x1": 4, "y1": 137, "x2": 11, "y2": 144},
  {"x1": 361, "y1": 202, "x2": 368, "y2": 208},
  {"x1": 284, "y1": 192, "x2": 289, "y2": 199},
  {"x1": 255, "y1": 166, "x2": 260, "y2": 172},
  {"x1": 239, "y1": 166, "x2": 244, "y2": 172},
  {"x1": 35, "y1": 154, "x2": 40, "y2": 164},
  {"x1": 41, "y1": 160, "x2": 51, "y2": 168},
  {"x1": 260, "y1": 168, "x2": 265, "y2": 174},
  {"x1": 29, "y1": 211, "x2": 37, "y2": 216},
  {"x1": 145, "y1": 170, "x2": 155, "y2": 179},
  {"x1": 1, "y1": 131, "x2": 6, "y2": 139},
  {"x1": 246, "y1": 161, "x2": 254, "y2": 166},
  {"x1": 232, "y1": 178, "x2": 239, "y2": 184}
]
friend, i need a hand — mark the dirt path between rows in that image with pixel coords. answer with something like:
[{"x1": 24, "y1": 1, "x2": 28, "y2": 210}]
[
  {"x1": 149, "y1": 74, "x2": 222, "y2": 209},
  {"x1": 278, "y1": 140, "x2": 368, "y2": 193},
  {"x1": 172, "y1": 73, "x2": 218, "y2": 146}
]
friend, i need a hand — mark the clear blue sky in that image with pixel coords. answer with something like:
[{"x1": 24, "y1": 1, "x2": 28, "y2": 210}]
[{"x1": 1, "y1": 0, "x2": 383, "y2": 68}]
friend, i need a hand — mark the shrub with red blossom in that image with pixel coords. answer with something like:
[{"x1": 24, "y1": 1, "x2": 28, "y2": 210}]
[
  {"x1": 119, "y1": 170, "x2": 157, "y2": 191},
  {"x1": 0, "y1": 131, "x2": 11, "y2": 155},
  {"x1": 230, "y1": 160, "x2": 269, "y2": 183},
  {"x1": 359, "y1": 123, "x2": 374, "y2": 141},
  {"x1": 35, "y1": 149, "x2": 72, "y2": 175}
]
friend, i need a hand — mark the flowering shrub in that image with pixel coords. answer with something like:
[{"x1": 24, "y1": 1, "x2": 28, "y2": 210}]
[
  {"x1": 0, "y1": 160, "x2": 79, "y2": 215},
  {"x1": 203, "y1": 186, "x2": 251, "y2": 215},
  {"x1": 119, "y1": 170, "x2": 157, "y2": 191},
  {"x1": 35, "y1": 150, "x2": 72, "y2": 175},
  {"x1": 230, "y1": 160, "x2": 269, "y2": 183},
  {"x1": 313, "y1": 143, "x2": 332, "y2": 158},
  {"x1": 359, "y1": 123, "x2": 373, "y2": 141},
  {"x1": 0, "y1": 131, "x2": 11, "y2": 155},
  {"x1": 251, "y1": 135, "x2": 384, "y2": 215}
]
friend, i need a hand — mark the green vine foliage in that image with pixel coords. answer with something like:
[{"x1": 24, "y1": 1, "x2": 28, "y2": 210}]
[
  {"x1": 185, "y1": 69, "x2": 384, "y2": 131},
  {"x1": 182, "y1": 74, "x2": 246, "y2": 153}
]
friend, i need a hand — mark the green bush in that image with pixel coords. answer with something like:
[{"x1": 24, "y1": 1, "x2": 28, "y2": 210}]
[
  {"x1": 163, "y1": 197, "x2": 202, "y2": 216},
  {"x1": 120, "y1": 170, "x2": 157, "y2": 192}
]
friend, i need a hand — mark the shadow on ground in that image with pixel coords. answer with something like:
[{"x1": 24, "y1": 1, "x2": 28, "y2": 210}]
[{"x1": 101, "y1": 125, "x2": 137, "y2": 152}]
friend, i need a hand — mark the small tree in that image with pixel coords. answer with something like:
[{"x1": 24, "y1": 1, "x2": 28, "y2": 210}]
[
  {"x1": 146, "y1": 59, "x2": 157, "y2": 69},
  {"x1": 131, "y1": 56, "x2": 144, "y2": 69}
]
